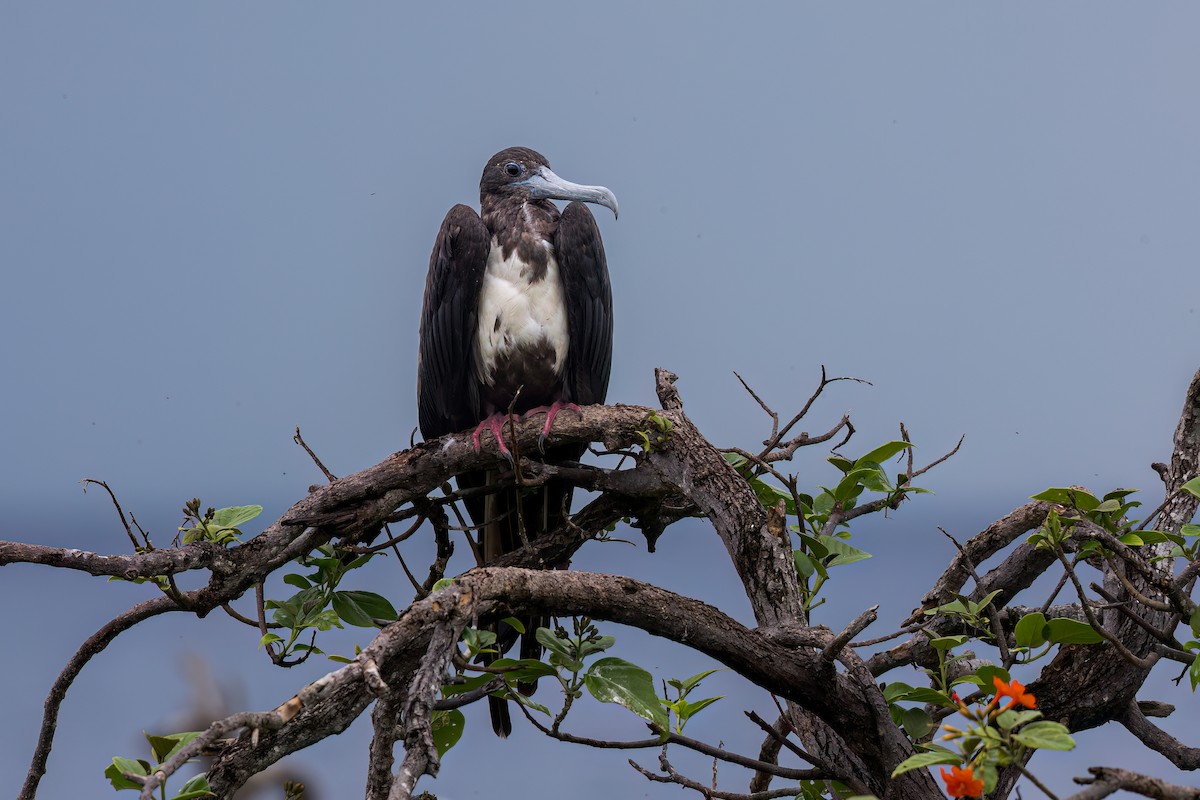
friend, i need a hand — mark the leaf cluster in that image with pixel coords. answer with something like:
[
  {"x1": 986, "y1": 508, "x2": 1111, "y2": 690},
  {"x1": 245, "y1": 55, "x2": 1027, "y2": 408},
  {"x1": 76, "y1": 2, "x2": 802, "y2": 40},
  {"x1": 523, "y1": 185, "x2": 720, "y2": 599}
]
[
  {"x1": 106, "y1": 731, "x2": 212, "y2": 799},
  {"x1": 178, "y1": 500, "x2": 262, "y2": 547},
  {"x1": 262, "y1": 543, "x2": 398, "y2": 663},
  {"x1": 892, "y1": 674, "x2": 1074, "y2": 795}
]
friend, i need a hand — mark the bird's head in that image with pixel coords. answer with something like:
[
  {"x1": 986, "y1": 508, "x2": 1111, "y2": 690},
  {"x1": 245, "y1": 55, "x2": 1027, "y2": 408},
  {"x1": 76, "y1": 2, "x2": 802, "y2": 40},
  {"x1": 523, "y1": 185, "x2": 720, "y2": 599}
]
[{"x1": 481, "y1": 147, "x2": 619, "y2": 218}]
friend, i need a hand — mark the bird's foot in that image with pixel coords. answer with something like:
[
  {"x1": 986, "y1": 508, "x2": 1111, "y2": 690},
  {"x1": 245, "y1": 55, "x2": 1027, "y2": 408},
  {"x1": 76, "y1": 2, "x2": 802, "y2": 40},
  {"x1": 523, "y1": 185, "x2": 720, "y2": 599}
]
[
  {"x1": 526, "y1": 401, "x2": 582, "y2": 451},
  {"x1": 471, "y1": 414, "x2": 515, "y2": 460}
]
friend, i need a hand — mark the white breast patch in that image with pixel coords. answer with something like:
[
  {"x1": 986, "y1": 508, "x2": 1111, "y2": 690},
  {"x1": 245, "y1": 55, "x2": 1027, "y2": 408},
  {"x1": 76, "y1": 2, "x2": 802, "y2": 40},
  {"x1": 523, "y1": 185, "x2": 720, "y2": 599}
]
[{"x1": 475, "y1": 237, "x2": 569, "y2": 386}]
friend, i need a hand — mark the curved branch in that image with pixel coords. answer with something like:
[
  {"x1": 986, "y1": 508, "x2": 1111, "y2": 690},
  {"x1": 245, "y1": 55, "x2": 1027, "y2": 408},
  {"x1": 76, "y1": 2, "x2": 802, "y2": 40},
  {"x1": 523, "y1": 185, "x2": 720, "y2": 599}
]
[
  {"x1": 1067, "y1": 766, "x2": 1200, "y2": 800},
  {"x1": 1118, "y1": 702, "x2": 1200, "y2": 770},
  {"x1": 19, "y1": 595, "x2": 178, "y2": 800},
  {"x1": 516, "y1": 706, "x2": 824, "y2": 783},
  {"x1": 204, "y1": 569, "x2": 924, "y2": 797},
  {"x1": 0, "y1": 540, "x2": 222, "y2": 579},
  {"x1": 631, "y1": 748, "x2": 808, "y2": 800}
]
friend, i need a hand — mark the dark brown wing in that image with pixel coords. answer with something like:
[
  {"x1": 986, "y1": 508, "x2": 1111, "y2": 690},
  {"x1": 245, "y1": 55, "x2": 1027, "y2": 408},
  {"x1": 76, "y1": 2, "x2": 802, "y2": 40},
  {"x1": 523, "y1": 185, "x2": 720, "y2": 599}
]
[
  {"x1": 555, "y1": 201, "x2": 613, "y2": 407},
  {"x1": 418, "y1": 206, "x2": 514, "y2": 732},
  {"x1": 417, "y1": 204, "x2": 490, "y2": 440}
]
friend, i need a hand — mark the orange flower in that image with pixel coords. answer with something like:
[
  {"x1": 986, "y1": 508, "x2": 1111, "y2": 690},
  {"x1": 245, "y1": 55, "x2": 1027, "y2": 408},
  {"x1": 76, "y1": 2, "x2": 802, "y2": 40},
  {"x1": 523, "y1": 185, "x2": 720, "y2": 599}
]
[
  {"x1": 941, "y1": 764, "x2": 984, "y2": 798},
  {"x1": 993, "y1": 676, "x2": 1036, "y2": 709}
]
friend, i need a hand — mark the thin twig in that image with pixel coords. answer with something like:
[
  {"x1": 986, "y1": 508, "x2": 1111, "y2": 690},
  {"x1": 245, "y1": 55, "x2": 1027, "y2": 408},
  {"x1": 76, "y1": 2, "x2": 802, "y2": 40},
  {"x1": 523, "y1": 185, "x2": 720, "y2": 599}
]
[
  {"x1": 81, "y1": 478, "x2": 144, "y2": 550},
  {"x1": 630, "y1": 747, "x2": 813, "y2": 800},
  {"x1": 294, "y1": 427, "x2": 337, "y2": 482},
  {"x1": 1051, "y1": 546, "x2": 1157, "y2": 670},
  {"x1": 822, "y1": 605, "x2": 878, "y2": 662},
  {"x1": 1016, "y1": 762, "x2": 1060, "y2": 800},
  {"x1": 221, "y1": 602, "x2": 282, "y2": 630},
  {"x1": 939, "y1": 527, "x2": 1011, "y2": 667}
]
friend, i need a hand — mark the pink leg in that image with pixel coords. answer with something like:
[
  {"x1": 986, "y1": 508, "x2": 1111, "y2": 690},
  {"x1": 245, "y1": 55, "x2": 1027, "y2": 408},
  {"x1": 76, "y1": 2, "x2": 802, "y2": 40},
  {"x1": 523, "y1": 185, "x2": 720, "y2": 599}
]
[
  {"x1": 526, "y1": 400, "x2": 582, "y2": 450},
  {"x1": 471, "y1": 413, "x2": 514, "y2": 459}
]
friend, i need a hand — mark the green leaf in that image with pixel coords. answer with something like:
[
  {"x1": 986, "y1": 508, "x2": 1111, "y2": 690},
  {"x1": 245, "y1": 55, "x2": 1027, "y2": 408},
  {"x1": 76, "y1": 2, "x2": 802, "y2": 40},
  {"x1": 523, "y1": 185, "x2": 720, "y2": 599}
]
[
  {"x1": 491, "y1": 657, "x2": 558, "y2": 684},
  {"x1": 145, "y1": 731, "x2": 201, "y2": 764},
  {"x1": 105, "y1": 757, "x2": 150, "y2": 790},
  {"x1": 856, "y1": 441, "x2": 912, "y2": 467},
  {"x1": 463, "y1": 627, "x2": 497, "y2": 652},
  {"x1": 974, "y1": 589, "x2": 1004, "y2": 611},
  {"x1": 748, "y1": 475, "x2": 796, "y2": 514},
  {"x1": 1119, "y1": 532, "x2": 1144, "y2": 546},
  {"x1": 793, "y1": 550, "x2": 816, "y2": 578},
  {"x1": 1093, "y1": 499, "x2": 1122, "y2": 513},
  {"x1": 145, "y1": 733, "x2": 177, "y2": 764},
  {"x1": 996, "y1": 709, "x2": 1042, "y2": 731},
  {"x1": 1135, "y1": 530, "x2": 1175, "y2": 545},
  {"x1": 431, "y1": 709, "x2": 465, "y2": 757},
  {"x1": 1189, "y1": 607, "x2": 1200, "y2": 639},
  {"x1": 1045, "y1": 618, "x2": 1104, "y2": 644},
  {"x1": 174, "y1": 774, "x2": 215, "y2": 800},
  {"x1": 348, "y1": 591, "x2": 398, "y2": 621},
  {"x1": 546, "y1": 653, "x2": 584, "y2": 673},
  {"x1": 928, "y1": 635, "x2": 968, "y2": 650},
  {"x1": 854, "y1": 462, "x2": 894, "y2": 493},
  {"x1": 1031, "y1": 487, "x2": 1099, "y2": 511},
  {"x1": 583, "y1": 657, "x2": 669, "y2": 730},
  {"x1": 578, "y1": 634, "x2": 617, "y2": 659},
  {"x1": 930, "y1": 599, "x2": 969, "y2": 617},
  {"x1": 901, "y1": 706, "x2": 933, "y2": 739},
  {"x1": 678, "y1": 695, "x2": 723, "y2": 718},
  {"x1": 980, "y1": 760, "x2": 1000, "y2": 794},
  {"x1": 512, "y1": 692, "x2": 552, "y2": 716},
  {"x1": 817, "y1": 535, "x2": 872, "y2": 567},
  {"x1": 972, "y1": 665, "x2": 1010, "y2": 690},
  {"x1": 1011, "y1": 720, "x2": 1076, "y2": 750},
  {"x1": 827, "y1": 455, "x2": 855, "y2": 474},
  {"x1": 890, "y1": 750, "x2": 960, "y2": 777},
  {"x1": 903, "y1": 688, "x2": 955, "y2": 706},
  {"x1": 441, "y1": 672, "x2": 498, "y2": 697},
  {"x1": 1182, "y1": 476, "x2": 1200, "y2": 500},
  {"x1": 796, "y1": 532, "x2": 830, "y2": 559},
  {"x1": 210, "y1": 504, "x2": 262, "y2": 529},
  {"x1": 283, "y1": 573, "x2": 312, "y2": 590},
  {"x1": 722, "y1": 452, "x2": 749, "y2": 469},
  {"x1": 1014, "y1": 612, "x2": 1048, "y2": 648},
  {"x1": 332, "y1": 591, "x2": 396, "y2": 628},
  {"x1": 833, "y1": 472, "x2": 870, "y2": 503},
  {"x1": 811, "y1": 491, "x2": 835, "y2": 519},
  {"x1": 677, "y1": 668, "x2": 723, "y2": 693},
  {"x1": 1181, "y1": 524, "x2": 1200, "y2": 538},
  {"x1": 535, "y1": 628, "x2": 575, "y2": 659}
]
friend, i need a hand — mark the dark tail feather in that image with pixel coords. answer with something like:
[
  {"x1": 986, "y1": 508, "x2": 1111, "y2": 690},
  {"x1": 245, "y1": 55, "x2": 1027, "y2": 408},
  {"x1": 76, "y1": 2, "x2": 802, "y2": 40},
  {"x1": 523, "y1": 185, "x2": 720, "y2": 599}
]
[
  {"x1": 518, "y1": 620, "x2": 545, "y2": 696},
  {"x1": 489, "y1": 692, "x2": 513, "y2": 737},
  {"x1": 461, "y1": 446, "x2": 580, "y2": 736}
]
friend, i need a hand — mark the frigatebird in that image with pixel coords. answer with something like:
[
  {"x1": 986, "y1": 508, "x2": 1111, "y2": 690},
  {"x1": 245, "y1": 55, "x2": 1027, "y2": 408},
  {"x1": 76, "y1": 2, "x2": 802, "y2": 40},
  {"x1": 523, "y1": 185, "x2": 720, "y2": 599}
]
[{"x1": 417, "y1": 147, "x2": 617, "y2": 736}]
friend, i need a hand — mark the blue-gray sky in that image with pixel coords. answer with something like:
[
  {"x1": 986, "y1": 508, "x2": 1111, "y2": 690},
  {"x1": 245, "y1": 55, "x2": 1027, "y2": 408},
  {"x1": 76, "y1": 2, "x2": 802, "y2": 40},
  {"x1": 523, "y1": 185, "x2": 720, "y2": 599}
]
[{"x1": 2, "y1": 4, "x2": 1198, "y2": 798}]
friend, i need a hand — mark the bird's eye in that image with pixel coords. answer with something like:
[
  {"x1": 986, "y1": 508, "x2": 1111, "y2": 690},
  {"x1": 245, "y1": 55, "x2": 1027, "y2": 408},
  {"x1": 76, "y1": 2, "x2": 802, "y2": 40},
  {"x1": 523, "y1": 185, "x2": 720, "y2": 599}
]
[{"x1": 505, "y1": 162, "x2": 522, "y2": 177}]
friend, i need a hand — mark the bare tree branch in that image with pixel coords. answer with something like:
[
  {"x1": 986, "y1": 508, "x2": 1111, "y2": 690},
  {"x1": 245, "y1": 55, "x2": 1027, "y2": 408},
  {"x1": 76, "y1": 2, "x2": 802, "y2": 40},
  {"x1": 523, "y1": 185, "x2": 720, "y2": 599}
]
[{"x1": 19, "y1": 596, "x2": 179, "y2": 800}]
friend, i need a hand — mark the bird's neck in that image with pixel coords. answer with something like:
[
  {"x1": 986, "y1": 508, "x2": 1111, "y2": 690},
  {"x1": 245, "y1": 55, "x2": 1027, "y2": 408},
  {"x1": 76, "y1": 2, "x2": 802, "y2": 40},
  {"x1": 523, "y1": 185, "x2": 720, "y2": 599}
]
[{"x1": 481, "y1": 196, "x2": 560, "y2": 237}]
